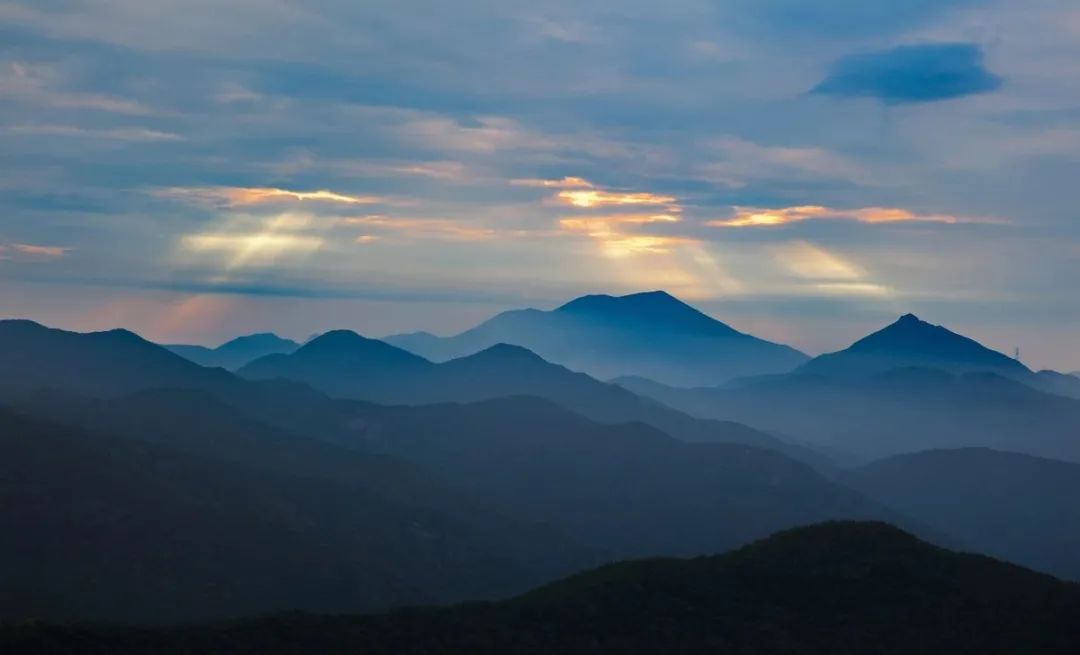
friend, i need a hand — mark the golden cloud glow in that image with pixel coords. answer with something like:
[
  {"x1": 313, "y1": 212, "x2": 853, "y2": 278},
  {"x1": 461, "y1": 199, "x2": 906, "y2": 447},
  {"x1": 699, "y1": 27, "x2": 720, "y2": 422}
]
[
  {"x1": 9, "y1": 243, "x2": 69, "y2": 257},
  {"x1": 344, "y1": 215, "x2": 498, "y2": 241},
  {"x1": 558, "y1": 214, "x2": 689, "y2": 258},
  {"x1": 555, "y1": 189, "x2": 678, "y2": 209},
  {"x1": 709, "y1": 205, "x2": 980, "y2": 228},
  {"x1": 511, "y1": 176, "x2": 595, "y2": 189},
  {"x1": 158, "y1": 186, "x2": 384, "y2": 208}
]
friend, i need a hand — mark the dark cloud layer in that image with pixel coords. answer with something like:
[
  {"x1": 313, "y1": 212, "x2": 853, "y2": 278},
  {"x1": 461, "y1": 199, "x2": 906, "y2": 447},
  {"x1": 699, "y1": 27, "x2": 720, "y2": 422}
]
[{"x1": 813, "y1": 43, "x2": 1001, "y2": 103}]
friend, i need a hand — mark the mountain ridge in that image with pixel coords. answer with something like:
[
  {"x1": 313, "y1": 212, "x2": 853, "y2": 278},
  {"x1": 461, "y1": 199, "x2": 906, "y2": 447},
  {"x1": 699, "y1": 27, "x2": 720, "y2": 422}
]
[{"x1": 384, "y1": 290, "x2": 808, "y2": 386}]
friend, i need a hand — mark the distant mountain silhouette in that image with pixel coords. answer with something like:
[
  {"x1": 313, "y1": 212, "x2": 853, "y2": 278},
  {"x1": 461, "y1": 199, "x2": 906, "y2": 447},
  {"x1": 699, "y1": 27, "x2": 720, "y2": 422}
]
[
  {"x1": 800, "y1": 314, "x2": 1029, "y2": 378},
  {"x1": 619, "y1": 367, "x2": 1080, "y2": 463},
  {"x1": 385, "y1": 291, "x2": 808, "y2": 386},
  {"x1": 0, "y1": 400, "x2": 594, "y2": 623},
  {"x1": 9, "y1": 522, "x2": 1079, "y2": 655},
  {"x1": 166, "y1": 333, "x2": 299, "y2": 370},
  {"x1": 843, "y1": 448, "x2": 1080, "y2": 580},
  {"x1": 0, "y1": 320, "x2": 236, "y2": 396},
  {"x1": 239, "y1": 335, "x2": 826, "y2": 466}
]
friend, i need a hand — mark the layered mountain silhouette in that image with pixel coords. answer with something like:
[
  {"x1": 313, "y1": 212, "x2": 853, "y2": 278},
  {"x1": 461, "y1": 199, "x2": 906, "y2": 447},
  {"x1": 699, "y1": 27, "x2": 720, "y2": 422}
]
[
  {"x1": 8, "y1": 522, "x2": 1079, "y2": 655},
  {"x1": 0, "y1": 400, "x2": 595, "y2": 623},
  {"x1": 386, "y1": 291, "x2": 808, "y2": 386},
  {"x1": 352, "y1": 396, "x2": 898, "y2": 559},
  {"x1": 0, "y1": 320, "x2": 238, "y2": 396},
  {"x1": 239, "y1": 332, "x2": 826, "y2": 465},
  {"x1": 6, "y1": 314, "x2": 1080, "y2": 635},
  {"x1": 843, "y1": 448, "x2": 1080, "y2": 580},
  {"x1": 165, "y1": 333, "x2": 299, "y2": 370}
]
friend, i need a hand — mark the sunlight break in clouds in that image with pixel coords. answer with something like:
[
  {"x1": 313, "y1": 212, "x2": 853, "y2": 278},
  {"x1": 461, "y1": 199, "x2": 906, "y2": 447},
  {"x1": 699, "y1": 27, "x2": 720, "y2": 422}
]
[
  {"x1": 343, "y1": 215, "x2": 499, "y2": 242},
  {"x1": 708, "y1": 205, "x2": 983, "y2": 228},
  {"x1": 559, "y1": 214, "x2": 688, "y2": 257},
  {"x1": 511, "y1": 177, "x2": 595, "y2": 189},
  {"x1": 556, "y1": 189, "x2": 679, "y2": 209},
  {"x1": 180, "y1": 213, "x2": 324, "y2": 271},
  {"x1": 157, "y1": 186, "x2": 385, "y2": 208}
]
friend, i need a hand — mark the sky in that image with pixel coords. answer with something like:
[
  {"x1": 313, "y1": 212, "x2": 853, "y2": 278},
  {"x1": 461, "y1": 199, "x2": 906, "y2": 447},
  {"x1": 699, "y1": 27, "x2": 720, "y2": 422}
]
[{"x1": 1, "y1": 0, "x2": 1078, "y2": 369}]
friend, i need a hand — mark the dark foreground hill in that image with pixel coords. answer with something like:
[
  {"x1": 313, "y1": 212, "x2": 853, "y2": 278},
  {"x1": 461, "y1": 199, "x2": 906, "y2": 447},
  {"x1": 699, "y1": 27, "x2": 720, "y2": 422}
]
[{"x1": 5, "y1": 522, "x2": 1078, "y2": 655}]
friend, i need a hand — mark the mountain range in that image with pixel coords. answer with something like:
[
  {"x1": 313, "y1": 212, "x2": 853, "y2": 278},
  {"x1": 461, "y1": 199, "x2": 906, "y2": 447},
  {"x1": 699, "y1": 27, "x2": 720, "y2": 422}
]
[
  {"x1": 7, "y1": 522, "x2": 1078, "y2": 655},
  {"x1": 386, "y1": 291, "x2": 808, "y2": 386},
  {"x1": 3, "y1": 300, "x2": 1080, "y2": 632},
  {"x1": 238, "y1": 330, "x2": 827, "y2": 466},
  {"x1": 0, "y1": 316, "x2": 904, "y2": 621},
  {"x1": 619, "y1": 313, "x2": 1080, "y2": 463},
  {"x1": 165, "y1": 333, "x2": 299, "y2": 370}
]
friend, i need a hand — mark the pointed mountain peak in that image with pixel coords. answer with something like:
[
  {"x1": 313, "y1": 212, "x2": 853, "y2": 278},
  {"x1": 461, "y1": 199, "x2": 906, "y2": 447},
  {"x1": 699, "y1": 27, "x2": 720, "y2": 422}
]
[
  {"x1": 855, "y1": 315, "x2": 967, "y2": 351},
  {"x1": 801, "y1": 313, "x2": 1028, "y2": 377}
]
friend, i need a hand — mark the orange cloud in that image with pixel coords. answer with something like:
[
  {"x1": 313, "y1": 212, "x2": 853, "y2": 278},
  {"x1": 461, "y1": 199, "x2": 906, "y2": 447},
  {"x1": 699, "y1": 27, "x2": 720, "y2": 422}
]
[
  {"x1": 511, "y1": 176, "x2": 595, "y2": 189},
  {"x1": 157, "y1": 186, "x2": 385, "y2": 208},
  {"x1": 559, "y1": 214, "x2": 690, "y2": 257},
  {"x1": 8, "y1": 243, "x2": 70, "y2": 257},
  {"x1": 344, "y1": 215, "x2": 498, "y2": 241},
  {"x1": 555, "y1": 189, "x2": 678, "y2": 209},
  {"x1": 708, "y1": 205, "x2": 984, "y2": 228}
]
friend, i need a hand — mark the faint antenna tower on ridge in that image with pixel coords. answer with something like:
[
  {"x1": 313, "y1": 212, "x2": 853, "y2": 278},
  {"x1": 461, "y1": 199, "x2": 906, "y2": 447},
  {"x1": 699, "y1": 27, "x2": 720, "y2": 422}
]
[{"x1": 1014, "y1": 346, "x2": 1021, "y2": 362}]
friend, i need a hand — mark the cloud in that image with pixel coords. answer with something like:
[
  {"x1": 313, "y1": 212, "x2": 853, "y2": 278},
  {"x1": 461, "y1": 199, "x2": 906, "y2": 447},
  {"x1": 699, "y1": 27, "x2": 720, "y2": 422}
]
[
  {"x1": 723, "y1": 0, "x2": 983, "y2": 39},
  {"x1": 0, "y1": 243, "x2": 70, "y2": 259},
  {"x1": 342, "y1": 215, "x2": 500, "y2": 241},
  {"x1": 156, "y1": 186, "x2": 386, "y2": 208},
  {"x1": 511, "y1": 176, "x2": 595, "y2": 189},
  {"x1": 708, "y1": 205, "x2": 987, "y2": 228},
  {"x1": 179, "y1": 213, "x2": 325, "y2": 270},
  {"x1": 813, "y1": 43, "x2": 1001, "y2": 104},
  {"x1": 1, "y1": 61, "x2": 153, "y2": 115},
  {"x1": 697, "y1": 137, "x2": 877, "y2": 188},
  {"x1": 554, "y1": 189, "x2": 678, "y2": 209},
  {"x1": 558, "y1": 213, "x2": 689, "y2": 257},
  {"x1": 7, "y1": 124, "x2": 182, "y2": 141}
]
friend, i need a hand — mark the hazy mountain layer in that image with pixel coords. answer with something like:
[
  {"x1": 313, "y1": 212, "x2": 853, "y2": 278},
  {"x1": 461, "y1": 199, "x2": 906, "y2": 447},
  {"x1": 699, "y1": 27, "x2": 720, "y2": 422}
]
[
  {"x1": 843, "y1": 448, "x2": 1080, "y2": 579},
  {"x1": 619, "y1": 369, "x2": 1080, "y2": 463}
]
